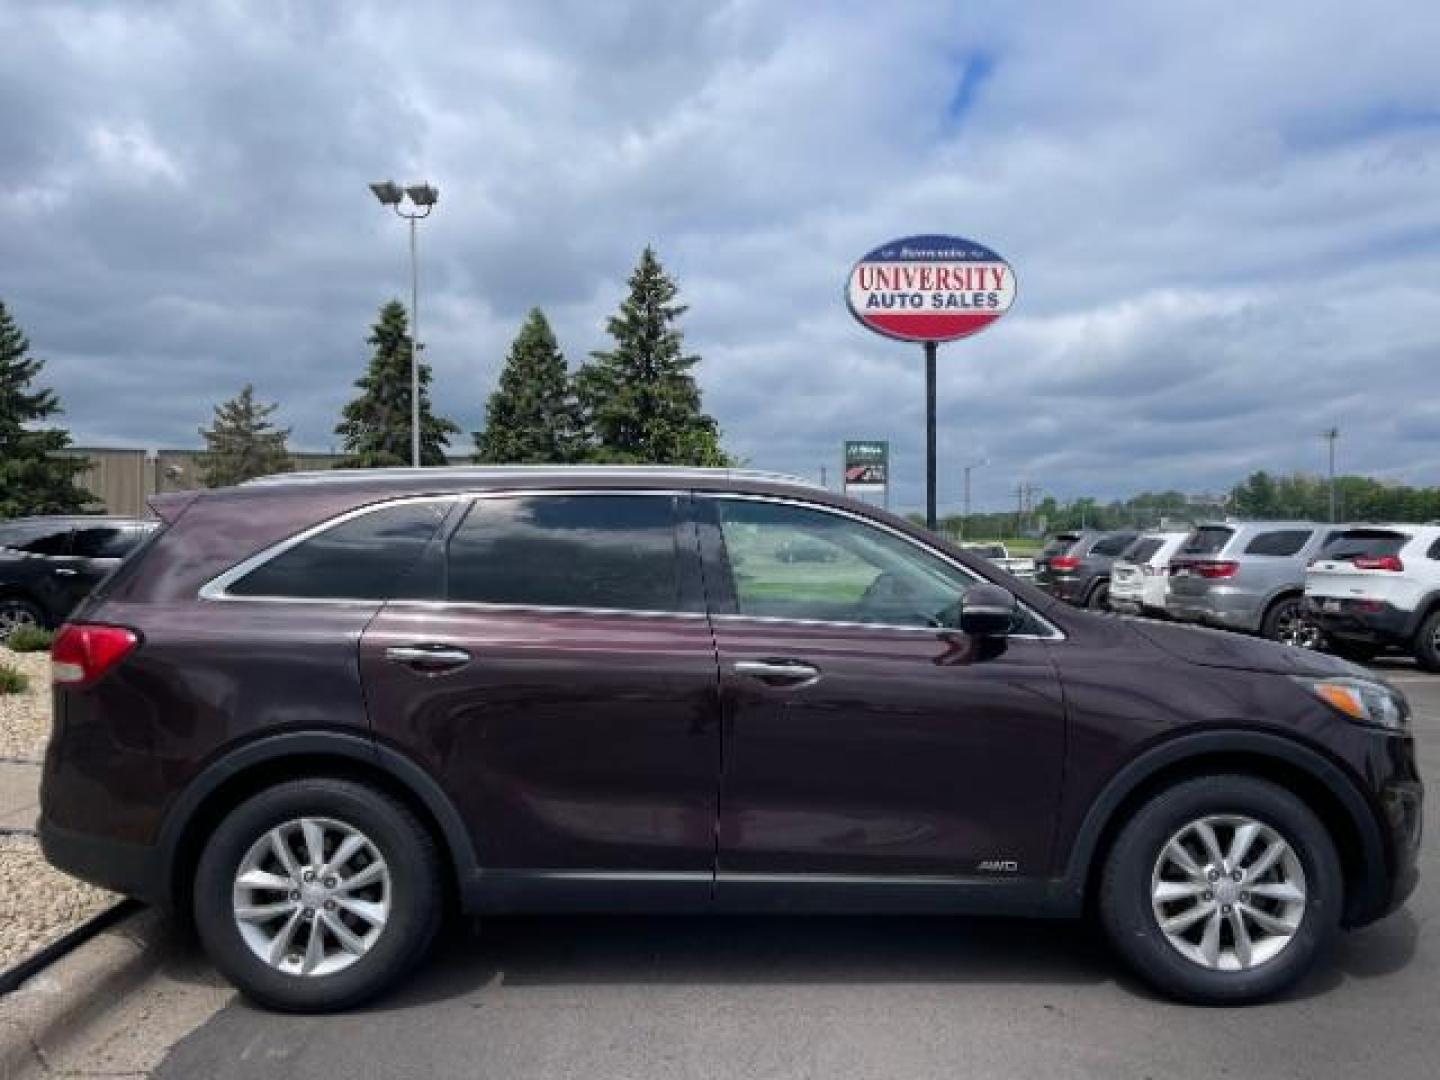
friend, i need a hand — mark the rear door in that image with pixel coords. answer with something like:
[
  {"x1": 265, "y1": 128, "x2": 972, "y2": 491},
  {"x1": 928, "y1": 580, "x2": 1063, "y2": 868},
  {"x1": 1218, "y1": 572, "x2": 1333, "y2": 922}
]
[
  {"x1": 0, "y1": 522, "x2": 76, "y2": 619},
  {"x1": 358, "y1": 491, "x2": 722, "y2": 904}
]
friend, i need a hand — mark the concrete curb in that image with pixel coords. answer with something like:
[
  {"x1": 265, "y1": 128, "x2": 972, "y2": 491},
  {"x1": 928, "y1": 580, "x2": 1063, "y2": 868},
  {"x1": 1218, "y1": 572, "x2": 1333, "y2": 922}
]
[{"x1": 0, "y1": 907, "x2": 170, "y2": 1080}]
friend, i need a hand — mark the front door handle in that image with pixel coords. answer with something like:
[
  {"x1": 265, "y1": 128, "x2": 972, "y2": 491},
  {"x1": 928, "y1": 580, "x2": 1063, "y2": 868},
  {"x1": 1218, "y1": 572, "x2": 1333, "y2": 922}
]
[
  {"x1": 384, "y1": 644, "x2": 472, "y2": 674},
  {"x1": 53, "y1": 567, "x2": 79, "y2": 577},
  {"x1": 733, "y1": 659, "x2": 821, "y2": 687}
]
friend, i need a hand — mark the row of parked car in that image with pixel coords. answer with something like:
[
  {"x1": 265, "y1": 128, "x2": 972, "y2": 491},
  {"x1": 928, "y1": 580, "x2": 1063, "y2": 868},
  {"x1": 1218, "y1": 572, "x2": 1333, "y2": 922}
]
[{"x1": 1028, "y1": 521, "x2": 1440, "y2": 670}]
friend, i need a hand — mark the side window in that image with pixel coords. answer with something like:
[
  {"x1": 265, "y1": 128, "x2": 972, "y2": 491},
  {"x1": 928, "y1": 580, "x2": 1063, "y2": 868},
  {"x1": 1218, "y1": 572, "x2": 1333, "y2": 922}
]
[
  {"x1": 446, "y1": 495, "x2": 681, "y2": 612},
  {"x1": 712, "y1": 498, "x2": 977, "y2": 628},
  {"x1": 1429, "y1": 538, "x2": 1440, "y2": 561},
  {"x1": 229, "y1": 501, "x2": 450, "y2": 599},
  {"x1": 1243, "y1": 530, "x2": 1311, "y2": 557},
  {"x1": 0, "y1": 524, "x2": 73, "y2": 555},
  {"x1": 72, "y1": 525, "x2": 144, "y2": 559}
]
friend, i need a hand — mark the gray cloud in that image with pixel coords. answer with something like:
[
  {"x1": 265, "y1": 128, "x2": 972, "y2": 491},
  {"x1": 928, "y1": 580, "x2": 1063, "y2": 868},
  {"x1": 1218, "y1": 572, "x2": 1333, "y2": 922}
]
[{"x1": 1, "y1": 0, "x2": 1438, "y2": 511}]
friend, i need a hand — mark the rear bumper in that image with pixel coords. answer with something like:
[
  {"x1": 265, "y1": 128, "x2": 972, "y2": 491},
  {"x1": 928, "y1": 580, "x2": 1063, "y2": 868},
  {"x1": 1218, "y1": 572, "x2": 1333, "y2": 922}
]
[
  {"x1": 1305, "y1": 597, "x2": 1415, "y2": 646},
  {"x1": 39, "y1": 818, "x2": 168, "y2": 908},
  {"x1": 1165, "y1": 587, "x2": 1260, "y2": 632},
  {"x1": 1038, "y1": 574, "x2": 1089, "y2": 604}
]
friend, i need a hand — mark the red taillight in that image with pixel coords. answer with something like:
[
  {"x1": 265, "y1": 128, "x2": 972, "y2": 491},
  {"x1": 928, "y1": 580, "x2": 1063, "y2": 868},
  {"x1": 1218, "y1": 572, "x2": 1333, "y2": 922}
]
[
  {"x1": 1194, "y1": 560, "x2": 1239, "y2": 579},
  {"x1": 1050, "y1": 555, "x2": 1081, "y2": 572},
  {"x1": 51, "y1": 624, "x2": 139, "y2": 687},
  {"x1": 1353, "y1": 555, "x2": 1404, "y2": 572}
]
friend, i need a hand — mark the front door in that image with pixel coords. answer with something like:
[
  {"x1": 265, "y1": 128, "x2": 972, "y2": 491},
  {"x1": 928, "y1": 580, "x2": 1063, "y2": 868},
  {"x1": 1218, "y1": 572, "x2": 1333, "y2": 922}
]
[
  {"x1": 699, "y1": 496, "x2": 1066, "y2": 903},
  {"x1": 360, "y1": 492, "x2": 722, "y2": 908}
]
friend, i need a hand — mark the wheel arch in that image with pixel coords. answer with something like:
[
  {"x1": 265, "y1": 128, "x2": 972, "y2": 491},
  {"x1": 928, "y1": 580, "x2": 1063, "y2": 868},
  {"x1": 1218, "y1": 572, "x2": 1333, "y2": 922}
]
[
  {"x1": 158, "y1": 731, "x2": 478, "y2": 917},
  {"x1": 1060, "y1": 730, "x2": 1388, "y2": 928}
]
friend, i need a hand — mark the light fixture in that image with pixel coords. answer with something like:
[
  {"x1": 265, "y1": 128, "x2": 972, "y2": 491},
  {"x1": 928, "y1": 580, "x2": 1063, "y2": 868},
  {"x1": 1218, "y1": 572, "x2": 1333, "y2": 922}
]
[{"x1": 369, "y1": 180, "x2": 404, "y2": 206}]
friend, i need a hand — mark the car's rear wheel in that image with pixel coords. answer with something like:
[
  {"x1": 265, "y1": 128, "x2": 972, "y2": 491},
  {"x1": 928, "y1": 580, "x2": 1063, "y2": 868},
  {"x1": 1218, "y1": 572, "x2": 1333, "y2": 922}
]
[
  {"x1": 1087, "y1": 580, "x2": 1111, "y2": 610},
  {"x1": 1099, "y1": 775, "x2": 1340, "y2": 1004},
  {"x1": 193, "y1": 778, "x2": 442, "y2": 1012},
  {"x1": 1262, "y1": 596, "x2": 1319, "y2": 648},
  {"x1": 1415, "y1": 611, "x2": 1440, "y2": 673},
  {"x1": 0, "y1": 599, "x2": 44, "y2": 643}
]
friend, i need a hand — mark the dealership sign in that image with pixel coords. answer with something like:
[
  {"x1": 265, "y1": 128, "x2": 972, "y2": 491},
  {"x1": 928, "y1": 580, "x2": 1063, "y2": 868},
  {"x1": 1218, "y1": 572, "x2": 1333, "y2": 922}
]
[{"x1": 845, "y1": 234, "x2": 1016, "y2": 343}]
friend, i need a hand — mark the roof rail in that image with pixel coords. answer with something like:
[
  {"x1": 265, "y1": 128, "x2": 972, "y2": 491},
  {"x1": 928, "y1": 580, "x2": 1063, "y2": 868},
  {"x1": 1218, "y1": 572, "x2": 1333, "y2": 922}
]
[{"x1": 240, "y1": 464, "x2": 823, "y2": 490}]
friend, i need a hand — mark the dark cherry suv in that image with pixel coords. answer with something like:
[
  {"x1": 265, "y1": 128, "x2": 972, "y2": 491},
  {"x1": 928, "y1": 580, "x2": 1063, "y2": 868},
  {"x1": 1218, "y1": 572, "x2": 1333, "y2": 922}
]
[{"x1": 40, "y1": 467, "x2": 1421, "y2": 1011}]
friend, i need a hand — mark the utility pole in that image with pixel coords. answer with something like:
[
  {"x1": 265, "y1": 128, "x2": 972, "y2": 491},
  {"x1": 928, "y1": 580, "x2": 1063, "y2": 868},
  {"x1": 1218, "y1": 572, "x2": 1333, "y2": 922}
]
[
  {"x1": 819, "y1": 464, "x2": 828, "y2": 489},
  {"x1": 1321, "y1": 427, "x2": 1340, "y2": 522}
]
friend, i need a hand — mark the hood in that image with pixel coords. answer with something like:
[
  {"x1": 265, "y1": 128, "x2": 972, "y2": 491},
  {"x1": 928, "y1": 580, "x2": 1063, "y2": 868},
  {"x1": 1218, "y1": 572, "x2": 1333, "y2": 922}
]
[{"x1": 1125, "y1": 618, "x2": 1365, "y2": 678}]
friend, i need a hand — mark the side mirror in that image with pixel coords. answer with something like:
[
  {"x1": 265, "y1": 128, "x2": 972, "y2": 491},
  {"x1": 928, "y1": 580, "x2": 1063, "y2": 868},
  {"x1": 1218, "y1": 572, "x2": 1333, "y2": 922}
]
[{"x1": 959, "y1": 584, "x2": 1017, "y2": 638}]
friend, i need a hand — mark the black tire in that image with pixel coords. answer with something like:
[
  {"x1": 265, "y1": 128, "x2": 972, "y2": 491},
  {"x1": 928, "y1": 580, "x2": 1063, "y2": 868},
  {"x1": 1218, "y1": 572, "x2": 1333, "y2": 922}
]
[
  {"x1": 193, "y1": 778, "x2": 442, "y2": 1012},
  {"x1": 1260, "y1": 595, "x2": 1309, "y2": 645},
  {"x1": 0, "y1": 598, "x2": 46, "y2": 643},
  {"x1": 1415, "y1": 610, "x2": 1440, "y2": 673},
  {"x1": 1099, "y1": 775, "x2": 1341, "y2": 1005},
  {"x1": 1086, "y1": 579, "x2": 1111, "y2": 610}
]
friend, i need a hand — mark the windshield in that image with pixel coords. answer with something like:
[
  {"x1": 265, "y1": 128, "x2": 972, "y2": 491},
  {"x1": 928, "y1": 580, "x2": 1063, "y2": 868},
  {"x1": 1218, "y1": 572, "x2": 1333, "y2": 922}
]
[{"x1": 1321, "y1": 529, "x2": 1409, "y2": 561}]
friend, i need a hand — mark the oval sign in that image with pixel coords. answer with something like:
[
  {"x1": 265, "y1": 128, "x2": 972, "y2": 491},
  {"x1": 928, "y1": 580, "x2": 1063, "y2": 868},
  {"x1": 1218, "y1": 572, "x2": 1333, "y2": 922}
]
[{"x1": 846, "y1": 234, "x2": 1016, "y2": 343}]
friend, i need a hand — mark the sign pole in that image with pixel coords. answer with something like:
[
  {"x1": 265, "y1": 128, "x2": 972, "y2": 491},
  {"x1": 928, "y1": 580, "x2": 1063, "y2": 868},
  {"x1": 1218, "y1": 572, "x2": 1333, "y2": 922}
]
[{"x1": 924, "y1": 340, "x2": 937, "y2": 531}]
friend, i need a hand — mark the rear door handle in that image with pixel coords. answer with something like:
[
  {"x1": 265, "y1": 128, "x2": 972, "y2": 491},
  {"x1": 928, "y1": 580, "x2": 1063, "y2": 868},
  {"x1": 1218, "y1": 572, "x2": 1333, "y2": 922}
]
[
  {"x1": 384, "y1": 645, "x2": 472, "y2": 673},
  {"x1": 53, "y1": 567, "x2": 79, "y2": 577},
  {"x1": 733, "y1": 659, "x2": 821, "y2": 687}
]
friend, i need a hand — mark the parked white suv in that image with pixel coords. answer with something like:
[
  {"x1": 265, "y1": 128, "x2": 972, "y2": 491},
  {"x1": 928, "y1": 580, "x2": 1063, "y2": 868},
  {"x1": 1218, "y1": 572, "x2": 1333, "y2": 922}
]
[
  {"x1": 1108, "y1": 531, "x2": 1188, "y2": 618},
  {"x1": 1304, "y1": 524, "x2": 1440, "y2": 669}
]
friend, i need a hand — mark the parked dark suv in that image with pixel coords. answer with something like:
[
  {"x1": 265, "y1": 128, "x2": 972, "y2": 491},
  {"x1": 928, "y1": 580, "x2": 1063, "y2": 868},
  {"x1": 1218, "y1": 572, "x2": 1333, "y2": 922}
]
[
  {"x1": 0, "y1": 516, "x2": 158, "y2": 641},
  {"x1": 41, "y1": 468, "x2": 1420, "y2": 1011},
  {"x1": 1035, "y1": 529, "x2": 1139, "y2": 608}
]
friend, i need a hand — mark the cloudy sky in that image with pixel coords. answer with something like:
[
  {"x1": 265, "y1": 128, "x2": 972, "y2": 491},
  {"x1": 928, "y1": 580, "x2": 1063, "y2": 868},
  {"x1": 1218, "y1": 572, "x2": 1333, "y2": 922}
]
[{"x1": 2, "y1": 0, "x2": 1438, "y2": 511}]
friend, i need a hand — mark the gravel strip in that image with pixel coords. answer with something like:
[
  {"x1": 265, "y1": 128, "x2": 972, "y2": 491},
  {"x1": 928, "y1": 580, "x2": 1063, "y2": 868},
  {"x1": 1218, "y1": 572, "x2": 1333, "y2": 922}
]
[
  {"x1": 0, "y1": 647, "x2": 51, "y2": 762},
  {"x1": 0, "y1": 648, "x2": 120, "y2": 976},
  {"x1": 0, "y1": 835, "x2": 117, "y2": 972}
]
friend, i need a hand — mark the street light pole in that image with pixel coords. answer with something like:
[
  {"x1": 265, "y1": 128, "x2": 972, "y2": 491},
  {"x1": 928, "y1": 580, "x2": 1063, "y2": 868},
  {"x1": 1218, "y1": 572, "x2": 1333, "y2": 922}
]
[
  {"x1": 1321, "y1": 427, "x2": 1340, "y2": 523},
  {"x1": 370, "y1": 180, "x2": 439, "y2": 468},
  {"x1": 961, "y1": 457, "x2": 989, "y2": 542}
]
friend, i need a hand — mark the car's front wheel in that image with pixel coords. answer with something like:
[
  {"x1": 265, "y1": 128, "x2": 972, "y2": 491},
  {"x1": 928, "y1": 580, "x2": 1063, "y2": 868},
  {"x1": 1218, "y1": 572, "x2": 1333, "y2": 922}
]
[
  {"x1": 193, "y1": 778, "x2": 442, "y2": 1012},
  {"x1": 1099, "y1": 775, "x2": 1340, "y2": 1004},
  {"x1": 1086, "y1": 580, "x2": 1111, "y2": 610}
]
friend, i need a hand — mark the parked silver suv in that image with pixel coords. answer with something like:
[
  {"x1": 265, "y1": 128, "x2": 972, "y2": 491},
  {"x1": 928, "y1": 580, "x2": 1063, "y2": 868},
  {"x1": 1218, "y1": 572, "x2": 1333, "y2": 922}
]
[{"x1": 1165, "y1": 521, "x2": 1347, "y2": 643}]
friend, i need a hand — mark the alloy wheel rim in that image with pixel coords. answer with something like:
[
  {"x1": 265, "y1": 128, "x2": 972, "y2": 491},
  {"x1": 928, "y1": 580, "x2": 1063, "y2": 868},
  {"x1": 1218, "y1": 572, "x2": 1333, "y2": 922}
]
[
  {"x1": 1275, "y1": 606, "x2": 1322, "y2": 649},
  {"x1": 1151, "y1": 814, "x2": 1307, "y2": 972},
  {"x1": 231, "y1": 816, "x2": 391, "y2": 977}
]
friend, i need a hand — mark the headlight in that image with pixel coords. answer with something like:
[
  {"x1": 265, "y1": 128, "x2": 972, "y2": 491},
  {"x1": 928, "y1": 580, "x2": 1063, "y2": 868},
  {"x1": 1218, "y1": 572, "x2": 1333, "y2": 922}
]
[{"x1": 1295, "y1": 676, "x2": 1409, "y2": 732}]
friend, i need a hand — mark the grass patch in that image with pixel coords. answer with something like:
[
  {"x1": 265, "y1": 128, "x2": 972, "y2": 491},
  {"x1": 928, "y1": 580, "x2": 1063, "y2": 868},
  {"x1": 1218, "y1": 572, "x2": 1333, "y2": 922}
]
[
  {"x1": 4, "y1": 625, "x2": 54, "y2": 653},
  {"x1": 0, "y1": 663, "x2": 29, "y2": 695}
]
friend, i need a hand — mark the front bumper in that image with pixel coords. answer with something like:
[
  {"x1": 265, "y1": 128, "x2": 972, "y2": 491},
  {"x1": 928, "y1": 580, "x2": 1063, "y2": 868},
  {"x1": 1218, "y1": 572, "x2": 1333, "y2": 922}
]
[{"x1": 1305, "y1": 597, "x2": 1414, "y2": 646}]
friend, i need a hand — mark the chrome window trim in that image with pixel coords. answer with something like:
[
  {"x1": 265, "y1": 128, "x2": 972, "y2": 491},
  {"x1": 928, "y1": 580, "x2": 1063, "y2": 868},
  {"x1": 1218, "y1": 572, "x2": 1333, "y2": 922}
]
[
  {"x1": 697, "y1": 491, "x2": 1065, "y2": 641},
  {"x1": 199, "y1": 494, "x2": 464, "y2": 602},
  {"x1": 199, "y1": 488, "x2": 685, "y2": 606},
  {"x1": 199, "y1": 487, "x2": 1064, "y2": 640}
]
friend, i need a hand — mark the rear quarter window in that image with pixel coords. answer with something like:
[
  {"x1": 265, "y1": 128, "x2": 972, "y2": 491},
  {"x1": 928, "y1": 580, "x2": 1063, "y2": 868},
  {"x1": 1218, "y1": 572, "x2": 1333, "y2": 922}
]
[
  {"x1": 1429, "y1": 537, "x2": 1440, "y2": 561},
  {"x1": 1242, "y1": 529, "x2": 1312, "y2": 557},
  {"x1": 227, "y1": 500, "x2": 451, "y2": 600}
]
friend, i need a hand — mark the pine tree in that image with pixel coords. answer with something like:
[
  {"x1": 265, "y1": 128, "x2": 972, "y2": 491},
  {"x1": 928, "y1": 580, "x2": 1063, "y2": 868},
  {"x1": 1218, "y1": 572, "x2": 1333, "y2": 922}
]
[
  {"x1": 0, "y1": 299, "x2": 91, "y2": 517},
  {"x1": 474, "y1": 309, "x2": 582, "y2": 463},
  {"x1": 196, "y1": 385, "x2": 294, "y2": 487},
  {"x1": 336, "y1": 300, "x2": 459, "y2": 467},
  {"x1": 576, "y1": 247, "x2": 728, "y2": 465}
]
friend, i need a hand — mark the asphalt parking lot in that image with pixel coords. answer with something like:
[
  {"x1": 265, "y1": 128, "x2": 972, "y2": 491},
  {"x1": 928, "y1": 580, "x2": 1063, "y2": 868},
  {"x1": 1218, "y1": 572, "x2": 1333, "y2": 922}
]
[{"x1": 142, "y1": 661, "x2": 1438, "y2": 1080}]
